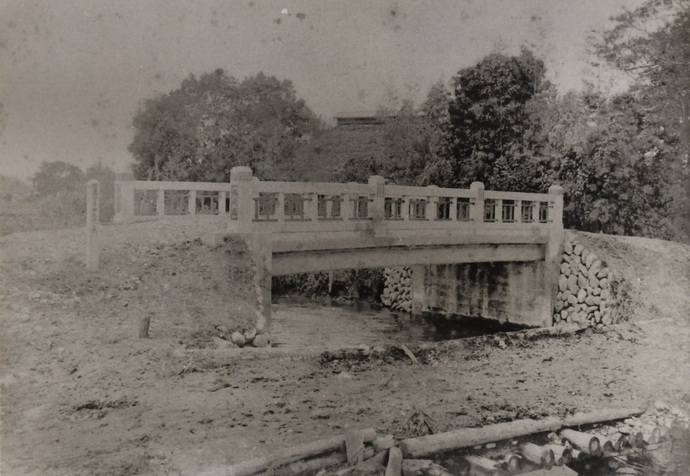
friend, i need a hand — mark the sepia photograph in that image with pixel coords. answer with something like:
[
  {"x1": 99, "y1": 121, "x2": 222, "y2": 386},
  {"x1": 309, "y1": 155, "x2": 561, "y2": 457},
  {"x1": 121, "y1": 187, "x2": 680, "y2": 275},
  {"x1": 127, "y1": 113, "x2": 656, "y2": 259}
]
[{"x1": 1, "y1": 1, "x2": 689, "y2": 475}]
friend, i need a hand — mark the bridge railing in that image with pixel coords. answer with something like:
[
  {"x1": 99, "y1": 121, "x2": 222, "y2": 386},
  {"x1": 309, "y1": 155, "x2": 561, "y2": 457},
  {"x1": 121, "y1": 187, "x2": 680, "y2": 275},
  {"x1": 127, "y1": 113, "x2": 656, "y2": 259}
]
[{"x1": 113, "y1": 167, "x2": 563, "y2": 233}]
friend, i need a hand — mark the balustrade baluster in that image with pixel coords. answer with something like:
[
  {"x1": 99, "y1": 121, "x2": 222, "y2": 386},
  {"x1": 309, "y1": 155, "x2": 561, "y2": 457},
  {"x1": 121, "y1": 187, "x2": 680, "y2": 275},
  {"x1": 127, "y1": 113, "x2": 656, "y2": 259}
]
[
  {"x1": 276, "y1": 193, "x2": 285, "y2": 223},
  {"x1": 157, "y1": 189, "x2": 165, "y2": 216},
  {"x1": 188, "y1": 190, "x2": 197, "y2": 215}
]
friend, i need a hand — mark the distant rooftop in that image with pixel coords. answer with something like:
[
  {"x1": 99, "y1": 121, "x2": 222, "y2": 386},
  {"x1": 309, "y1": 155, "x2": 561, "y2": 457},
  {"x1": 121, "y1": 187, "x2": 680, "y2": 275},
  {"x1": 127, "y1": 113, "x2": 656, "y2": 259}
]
[
  {"x1": 334, "y1": 110, "x2": 425, "y2": 126},
  {"x1": 334, "y1": 111, "x2": 389, "y2": 126}
]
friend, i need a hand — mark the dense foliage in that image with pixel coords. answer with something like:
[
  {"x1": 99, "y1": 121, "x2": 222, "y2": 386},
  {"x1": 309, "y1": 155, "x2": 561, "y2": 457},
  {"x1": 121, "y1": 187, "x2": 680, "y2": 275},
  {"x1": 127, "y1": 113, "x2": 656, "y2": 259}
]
[
  {"x1": 26, "y1": 160, "x2": 116, "y2": 229},
  {"x1": 128, "y1": 69, "x2": 322, "y2": 182}
]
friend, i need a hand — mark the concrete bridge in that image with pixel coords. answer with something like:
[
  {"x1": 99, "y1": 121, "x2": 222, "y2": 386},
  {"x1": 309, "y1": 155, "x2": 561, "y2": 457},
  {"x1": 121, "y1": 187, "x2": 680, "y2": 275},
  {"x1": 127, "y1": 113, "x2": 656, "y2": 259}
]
[{"x1": 114, "y1": 167, "x2": 564, "y2": 330}]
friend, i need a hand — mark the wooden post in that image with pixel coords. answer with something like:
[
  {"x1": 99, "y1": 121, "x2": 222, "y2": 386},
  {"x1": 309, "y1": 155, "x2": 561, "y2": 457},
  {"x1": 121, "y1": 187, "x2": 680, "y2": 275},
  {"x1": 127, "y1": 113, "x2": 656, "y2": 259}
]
[
  {"x1": 139, "y1": 315, "x2": 151, "y2": 338},
  {"x1": 86, "y1": 180, "x2": 100, "y2": 271},
  {"x1": 247, "y1": 233, "x2": 273, "y2": 332}
]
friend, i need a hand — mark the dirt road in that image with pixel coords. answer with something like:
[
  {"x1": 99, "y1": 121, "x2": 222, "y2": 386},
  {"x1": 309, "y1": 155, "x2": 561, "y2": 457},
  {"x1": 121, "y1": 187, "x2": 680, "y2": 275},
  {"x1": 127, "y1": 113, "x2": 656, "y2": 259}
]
[{"x1": 1, "y1": 219, "x2": 689, "y2": 475}]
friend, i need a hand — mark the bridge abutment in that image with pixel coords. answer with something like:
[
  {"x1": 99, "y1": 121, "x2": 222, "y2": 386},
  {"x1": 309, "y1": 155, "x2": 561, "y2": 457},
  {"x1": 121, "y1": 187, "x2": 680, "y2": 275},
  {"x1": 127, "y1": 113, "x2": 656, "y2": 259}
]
[{"x1": 410, "y1": 261, "x2": 552, "y2": 327}]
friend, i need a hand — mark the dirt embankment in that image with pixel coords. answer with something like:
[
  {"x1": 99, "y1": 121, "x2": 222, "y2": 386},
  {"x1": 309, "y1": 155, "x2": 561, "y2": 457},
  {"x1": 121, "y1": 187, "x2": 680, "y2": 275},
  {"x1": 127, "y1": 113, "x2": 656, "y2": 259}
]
[{"x1": 1, "y1": 221, "x2": 689, "y2": 475}]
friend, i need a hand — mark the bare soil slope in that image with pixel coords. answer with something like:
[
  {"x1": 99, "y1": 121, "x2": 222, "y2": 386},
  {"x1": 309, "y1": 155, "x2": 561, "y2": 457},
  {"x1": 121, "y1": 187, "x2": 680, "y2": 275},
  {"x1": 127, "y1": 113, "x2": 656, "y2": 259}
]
[{"x1": 1, "y1": 221, "x2": 689, "y2": 475}]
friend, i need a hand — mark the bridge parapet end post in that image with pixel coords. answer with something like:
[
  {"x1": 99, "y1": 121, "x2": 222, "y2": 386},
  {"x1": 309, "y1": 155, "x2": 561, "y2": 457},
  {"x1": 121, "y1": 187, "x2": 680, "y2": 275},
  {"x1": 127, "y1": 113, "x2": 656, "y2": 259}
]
[
  {"x1": 470, "y1": 182, "x2": 485, "y2": 223},
  {"x1": 368, "y1": 175, "x2": 386, "y2": 224},
  {"x1": 230, "y1": 166, "x2": 255, "y2": 228},
  {"x1": 548, "y1": 184, "x2": 564, "y2": 229}
]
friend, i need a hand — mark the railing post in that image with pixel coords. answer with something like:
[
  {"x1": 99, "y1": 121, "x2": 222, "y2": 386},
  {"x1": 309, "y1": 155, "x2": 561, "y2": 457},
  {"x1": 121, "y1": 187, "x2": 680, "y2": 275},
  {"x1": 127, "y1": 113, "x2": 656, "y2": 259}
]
[
  {"x1": 230, "y1": 166, "x2": 255, "y2": 228},
  {"x1": 427, "y1": 185, "x2": 439, "y2": 220},
  {"x1": 156, "y1": 189, "x2": 165, "y2": 216},
  {"x1": 308, "y1": 193, "x2": 320, "y2": 222},
  {"x1": 86, "y1": 180, "x2": 100, "y2": 271},
  {"x1": 470, "y1": 182, "x2": 485, "y2": 223},
  {"x1": 220, "y1": 192, "x2": 229, "y2": 214},
  {"x1": 368, "y1": 175, "x2": 385, "y2": 224}
]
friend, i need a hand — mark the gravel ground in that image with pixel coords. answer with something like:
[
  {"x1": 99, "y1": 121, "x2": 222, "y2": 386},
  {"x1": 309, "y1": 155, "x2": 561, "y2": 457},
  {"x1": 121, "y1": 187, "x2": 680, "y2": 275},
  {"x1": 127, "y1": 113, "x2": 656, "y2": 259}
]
[{"x1": 1, "y1": 220, "x2": 689, "y2": 475}]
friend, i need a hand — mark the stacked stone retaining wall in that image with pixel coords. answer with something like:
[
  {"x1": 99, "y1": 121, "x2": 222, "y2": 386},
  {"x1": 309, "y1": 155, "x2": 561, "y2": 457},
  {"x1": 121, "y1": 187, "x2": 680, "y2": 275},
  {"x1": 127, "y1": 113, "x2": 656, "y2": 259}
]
[
  {"x1": 554, "y1": 237, "x2": 620, "y2": 327},
  {"x1": 381, "y1": 267, "x2": 412, "y2": 312}
]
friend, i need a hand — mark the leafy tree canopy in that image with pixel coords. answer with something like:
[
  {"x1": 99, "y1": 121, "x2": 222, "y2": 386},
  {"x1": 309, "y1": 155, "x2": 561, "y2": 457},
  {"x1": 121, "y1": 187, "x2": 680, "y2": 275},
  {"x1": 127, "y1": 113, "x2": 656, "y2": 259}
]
[
  {"x1": 593, "y1": 0, "x2": 690, "y2": 238},
  {"x1": 31, "y1": 161, "x2": 85, "y2": 197},
  {"x1": 128, "y1": 69, "x2": 322, "y2": 182},
  {"x1": 445, "y1": 48, "x2": 552, "y2": 191}
]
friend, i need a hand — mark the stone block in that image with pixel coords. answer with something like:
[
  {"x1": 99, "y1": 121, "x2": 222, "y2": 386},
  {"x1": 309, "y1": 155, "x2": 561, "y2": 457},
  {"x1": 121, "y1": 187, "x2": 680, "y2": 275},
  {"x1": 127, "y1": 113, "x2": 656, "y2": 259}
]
[
  {"x1": 574, "y1": 243, "x2": 584, "y2": 255},
  {"x1": 564, "y1": 241, "x2": 574, "y2": 254},
  {"x1": 597, "y1": 267, "x2": 609, "y2": 279},
  {"x1": 252, "y1": 334, "x2": 269, "y2": 347},
  {"x1": 567, "y1": 275, "x2": 578, "y2": 293},
  {"x1": 559, "y1": 275, "x2": 568, "y2": 292},
  {"x1": 577, "y1": 288, "x2": 587, "y2": 303},
  {"x1": 578, "y1": 275, "x2": 589, "y2": 289},
  {"x1": 244, "y1": 327, "x2": 257, "y2": 342},
  {"x1": 231, "y1": 331, "x2": 246, "y2": 347}
]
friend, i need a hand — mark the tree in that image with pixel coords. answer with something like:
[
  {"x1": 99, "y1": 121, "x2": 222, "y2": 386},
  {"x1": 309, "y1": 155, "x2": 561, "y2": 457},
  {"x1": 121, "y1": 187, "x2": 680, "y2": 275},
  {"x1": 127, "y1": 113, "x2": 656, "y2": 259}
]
[
  {"x1": 594, "y1": 0, "x2": 690, "y2": 239},
  {"x1": 335, "y1": 85, "x2": 451, "y2": 186},
  {"x1": 445, "y1": 48, "x2": 552, "y2": 191},
  {"x1": 128, "y1": 69, "x2": 322, "y2": 182},
  {"x1": 542, "y1": 91, "x2": 679, "y2": 237},
  {"x1": 30, "y1": 161, "x2": 85, "y2": 197}
]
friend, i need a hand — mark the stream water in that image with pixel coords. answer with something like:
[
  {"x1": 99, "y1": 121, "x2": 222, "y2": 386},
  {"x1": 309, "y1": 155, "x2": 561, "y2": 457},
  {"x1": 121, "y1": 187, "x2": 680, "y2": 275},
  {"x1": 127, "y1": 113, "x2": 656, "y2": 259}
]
[{"x1": 271, "y1": 295, "x2": 527, "y2": 351}]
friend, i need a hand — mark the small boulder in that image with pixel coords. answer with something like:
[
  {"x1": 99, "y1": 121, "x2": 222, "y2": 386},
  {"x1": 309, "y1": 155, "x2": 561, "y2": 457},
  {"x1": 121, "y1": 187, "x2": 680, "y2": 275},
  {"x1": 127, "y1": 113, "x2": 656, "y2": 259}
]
[
  {"x1": 558, "y1": 275, "x2": 568, "y2": 292},
  {"x1": 231, "y1": 331, "x2": 246, "y2": 347},
  {"x1": 244, "y1": 327, "x2": 257, "y2": 342},
  {"x1": 574, "y1": 244, "x2": 584, "y2": 255},
  {"x1": 373, "y1": 434, "x2": 396, "y2": 452},
  {"x1": 252, "y1": 334, "x2": 269, "y2": 348},
  {"x1": 567, "y1": 275, "x2": 578, "y2": 293},
  {"x1": 564, "y1": 241, "x2": 574, "y2": 254}
]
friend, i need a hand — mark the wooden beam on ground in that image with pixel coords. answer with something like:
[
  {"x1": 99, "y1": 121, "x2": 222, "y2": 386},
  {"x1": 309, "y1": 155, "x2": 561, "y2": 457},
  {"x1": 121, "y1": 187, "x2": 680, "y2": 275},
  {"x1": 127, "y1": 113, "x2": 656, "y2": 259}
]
[
  {"x1": 399, "y1": 406, "x2": 645, "y2": 459},
  {"x1": 228, "y1": 428, "x2": 376, "y2": 476}
]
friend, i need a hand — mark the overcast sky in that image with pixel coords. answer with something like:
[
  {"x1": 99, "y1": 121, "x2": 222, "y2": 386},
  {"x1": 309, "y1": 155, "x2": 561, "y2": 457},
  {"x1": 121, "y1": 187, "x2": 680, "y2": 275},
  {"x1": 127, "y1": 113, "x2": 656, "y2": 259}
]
[{"x1": 0, "y1": 0, "x2": 643, "y2": 180}]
